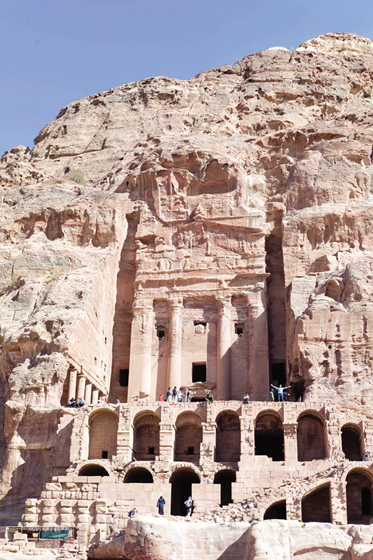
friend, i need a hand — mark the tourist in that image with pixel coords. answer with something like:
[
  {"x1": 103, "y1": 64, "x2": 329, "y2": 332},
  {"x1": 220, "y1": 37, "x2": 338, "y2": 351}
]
[
  {"x1": 116, "y1": 398, "x2": 121, "y2": 404},
  {"x1": 184, "y1": 496, "x2": 193, "y2": 517},
  {"x1": 157, "y1": 496, "x2": 165, "y2": 515},
  {"x1": 67, "y1": 397, "x2": 75, "y2": 408},
  {"x1": 177, "y1": 390, "x2": 183, "y2": 402},
  {"x1": 271, "y1": 384, "x2": 289, "y2": 402},
  {"x1": 184, "y1": 388, "x2": 190, "y2": 403},
  {"x1": 172, "y1": 386, "x2": 178, "y2": 403},
  {"x1": 77, "y1": 397, "x2": 85, "y2": 408},
  {"x1": 205, "y1": 389, "x2": 214, "y2": 403},
  {"x1": 128, "y1": 507, "x2": 136, "y2": 518},
  {"x1": 108, "y1": 514, "x2": 115, "y2": 533},
  {"x1": 166, "y1": 388, "x2": 171, "y2": 402},
  {"x1": 363, "y1": 452, "x2": 370, "y2": 462},
  {"x1": 243, "y1": 393, "x2": 250, "y2": 404},
  {"x1": 269, "y1": 388, "x2": 275, "y2": 401},
  {"x1": 159, "y1": 394, "x2": 164, "y2": 401}
]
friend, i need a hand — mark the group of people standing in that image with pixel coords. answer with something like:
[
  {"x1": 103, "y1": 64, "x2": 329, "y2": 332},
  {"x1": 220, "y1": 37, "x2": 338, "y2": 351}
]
[{"x1": 160, "y1": 387, "x2": 191, "y2": 403}]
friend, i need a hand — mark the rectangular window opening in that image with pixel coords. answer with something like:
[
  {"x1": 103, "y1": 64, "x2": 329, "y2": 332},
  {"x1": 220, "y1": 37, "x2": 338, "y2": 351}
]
[
  {"x1": 193, "y1": 321, "x2": 206, "y2": 326},
  {"x1": 148, "y1": 447, "x2": 155, "y2": 455},
  {"x1": 157, "y1": 328, "x2": 165, "y2": 340},
  {"x1": 192, "y1": 363, "x2": 206, "y2": 383},
  {"x1": 235, "y1": 323, "x2": 244, "y2": 336},
  {"x1": 119, "y1": 368, "x2": 129, "y2": 387},
  {"x1": 187, "y1": 447, "x2": 195, "y2": 455},
  {"x1": 102, "y1": 450, "x2": 108, "y2": 459}
]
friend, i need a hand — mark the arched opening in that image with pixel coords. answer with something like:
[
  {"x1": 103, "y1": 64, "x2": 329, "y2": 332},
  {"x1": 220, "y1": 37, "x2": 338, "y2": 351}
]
[
  {"x1": 346, "y1": 470, "x2": 373, "y2": 524},
  {"x1": 124, "y1": 467, "x2": 153, "y2": 483},
  {"x1": 170, "y1": 468, "x2": 200, "y2": 516},
  {"x1": 255, "y1": 412, "x2": 284, "y2": 461},
  {"x1": 216, "y1": 412, "x2": 241, "y2": 463},
  {"x1": 133, "y1": 412, "x2": 160, "y2": 460},
  {"x1": 174, "y1": 412, "x2": 202, "y2": 464},
  {"x1": 264, "y1": 500, "x2": 286, "y2": 520},
  {"x1": 302, "y1": 484, "x2": 331, "y2": 523},
  {"x1": 78, "y1": 464, "x2": 109, "y2": 477},
  {"x1": 89, "y1": 410, "x2": 118, "y2": 460},
  {"x1": 297, "y1": 413, "x2": 326, "y2": 461},
  {"x1": 342, "y1": 424, "x2": 363, "y2": 461},
  {"x1": 214, "y1": 470, "x2": 236, "y2": 506}
]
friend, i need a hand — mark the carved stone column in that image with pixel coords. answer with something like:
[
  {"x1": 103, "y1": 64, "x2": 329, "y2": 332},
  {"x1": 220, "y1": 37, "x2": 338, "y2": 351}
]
[
  {"x1": 68, "y1": 368, "x2": 77, "y2": 402},
  {"x1": 92, "y1": 388, "x2": 99, "y2": 405},
  {"x1": 283, "y1": 423, "x2": 298, "y2": 464},
  {"x1": 84, "y1": 382, "x2": 92, "y2": 405},
  {"x1": 246, "y1": 284, "x2": 269, "y2": 401},
  {"x1": 76, "y1": 374, "x2": 86, "y2": 400},
  {"x1": 128, "y1": 298, "x2": 154, "y2": 399},
  {"x1": 77, "y1": 374, "x2": 86, "y2": 401},
  {"x1": 167, "y1": 296, "x2": 183, "y2": 391},
  {"x1": 216, "y1": 296, "x2": 231, "y2": 401}
]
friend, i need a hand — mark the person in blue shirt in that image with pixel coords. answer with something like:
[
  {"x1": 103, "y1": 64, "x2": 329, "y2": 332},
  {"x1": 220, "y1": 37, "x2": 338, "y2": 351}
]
[
  {"x1": 271, "y1": 384, "x2": 289, "y2": 402},
  {"x1": 157, "y1": 496, "x2": 165, "y2": 515}
]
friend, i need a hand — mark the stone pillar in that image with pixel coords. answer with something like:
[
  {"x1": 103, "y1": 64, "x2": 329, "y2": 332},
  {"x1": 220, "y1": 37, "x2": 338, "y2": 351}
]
[
  {"x1": 283, "y1": 423, "x2": 298, "y2": 464},
  {"x1": 68, "y1": 368, "x2": 77, "y2": 402},
  {"x1": 200, "y1": 421, "x2": 216, "y2": 464},
  {"x1": 116, "y1": 408, "x2": 133, "y2": 463},
  {"x1": 246, "y1": 283, "x2": 269, "y2": 401},
  {"x1": 95, "y1": 500, "x2": 108, "y2": 543},
  {"x1": 76, "y1": 500, "x2": 91, "y2": 545},
  {"x1": 331, "y1": 480, "x2": 347, "y2": 524},
  {"x1": 239, "y1": 412, "x2": 255, "y2": 457},
  {"x1": 167, "y1": 296, "x2": 183, "y2": 391},
  {"x1": 23, "y1": 499, "x2": 39, "y2": 526},
  {"x1": 159, "y1": 404, "x2": 175, "y2": 462},
  {"x1": 216, "y1": 296, "x2": 232, "y2": 401},
  {"x1": 128, "y1": 298, "x2": 154, "y2": 399},
  {"x1": 92, "y1": 388, "x2": 99, "y2": 405},
  {"x1": 41, "y1": 499, "x2": 58, "y2": 526},
  {"x1": 286, "y1": 494, "x2": 302, "y2": 521},
  {"x1": 77, "y1": 375, "x2": 86, "y2": 401},
  {"x1": 59, "y1": 500, "x2": 74, "y2": 526},
  {"x1": 84, "y1": 382, "x2": 92, "y2": 405}
]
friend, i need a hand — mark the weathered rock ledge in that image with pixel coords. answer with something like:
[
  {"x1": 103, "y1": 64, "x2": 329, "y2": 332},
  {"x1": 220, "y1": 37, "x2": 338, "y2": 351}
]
[{"x1": 89, "y1": 517, "x2": 373, "y2": 560}]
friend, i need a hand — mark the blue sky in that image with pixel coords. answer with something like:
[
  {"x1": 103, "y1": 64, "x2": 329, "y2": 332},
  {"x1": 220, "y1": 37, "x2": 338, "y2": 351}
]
[{"x1": 1, "y1": 0, "x2": 373, "y2": 157}]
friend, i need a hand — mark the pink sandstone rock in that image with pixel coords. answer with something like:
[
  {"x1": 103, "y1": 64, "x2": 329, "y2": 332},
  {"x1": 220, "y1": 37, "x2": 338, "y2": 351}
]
[{"x1": 1, "y1": 31, "x2": 373, "y2": 555}]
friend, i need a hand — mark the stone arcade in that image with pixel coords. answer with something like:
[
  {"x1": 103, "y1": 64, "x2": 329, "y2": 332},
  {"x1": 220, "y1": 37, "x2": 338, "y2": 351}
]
[{"x1": 2, "y1": 31, "x2": 373, "y2": 557}]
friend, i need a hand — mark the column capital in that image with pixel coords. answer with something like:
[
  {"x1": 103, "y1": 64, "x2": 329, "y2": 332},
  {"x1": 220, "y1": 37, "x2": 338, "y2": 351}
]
[
  {"x1": 132, "y1": 297, "x2": 153, "y2": 312},
  {"x1": 216, "y1": 294, "x2": 232, "y2": 314},
  {"x1": 169, "y1": 294, "x2": 183, "y2": 310}
]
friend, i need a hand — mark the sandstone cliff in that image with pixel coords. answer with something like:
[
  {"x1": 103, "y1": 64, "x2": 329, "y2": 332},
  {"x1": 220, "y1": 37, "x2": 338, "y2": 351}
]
[{"x1": 1, "y1": 31, "x2": 373, "y2": 521}]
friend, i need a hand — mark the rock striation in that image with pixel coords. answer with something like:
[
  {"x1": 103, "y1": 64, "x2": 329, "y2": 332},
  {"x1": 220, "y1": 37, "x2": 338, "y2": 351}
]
[
  {"x1": 1, "y1": 31, "x2": 373, "y2": 555},
  {"x1": 90, "y1": 517, "x2": 373, "y2": 560}
]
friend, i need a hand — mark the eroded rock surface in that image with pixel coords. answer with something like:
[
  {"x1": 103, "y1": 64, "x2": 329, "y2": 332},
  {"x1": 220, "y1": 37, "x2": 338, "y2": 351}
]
[
  {"x1": 1, "y1": 31, "x2": 373, "y2": 532},
  {"x1": 89, "y1": 517, "x2": 373, "y2": 560}
]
